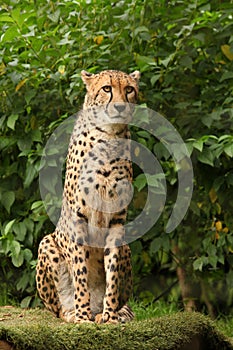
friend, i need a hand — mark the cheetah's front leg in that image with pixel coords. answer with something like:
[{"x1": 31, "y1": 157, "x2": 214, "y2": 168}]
[
  {"x1": 102, "y1": 249, "x2": 120, "y2": 323},
  {"x1": 72, "y1": 243, "x2": 93, "y2": 323},
  {"x1": 101, "y1": 226, "x2": 125, "y2": 324}
]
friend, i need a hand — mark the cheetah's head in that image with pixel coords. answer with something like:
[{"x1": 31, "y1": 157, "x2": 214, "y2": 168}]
[{"x1": 81, "y1": 70, "x2": 140, "y2": 118}]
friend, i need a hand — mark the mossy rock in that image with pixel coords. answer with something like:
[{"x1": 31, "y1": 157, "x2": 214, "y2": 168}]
[{"x1": 0, "y1": 307, "x2": 232, "y2": 350}]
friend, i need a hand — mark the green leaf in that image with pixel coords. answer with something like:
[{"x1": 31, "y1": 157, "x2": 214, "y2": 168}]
[
  {"x1": 151, "y1": 74, "x2": 161, "y2": 86},
  {"x1": 137, "y1": 130, "x2": 151, "y2": 139},
  {"x1": 1, "y1": 24, "x2": 19, "y2": 43},
  {"x1": 134, "y1": 174, "x2": 147, "y2": 191},
  {"x1": 197, "y1": 150, "x2": 214, "y2": 166},
  {"x1": 57, "y1": 35, "x2": 75, "y2": 46},
  {"x1": 207, "y1": 244, "x2": 216, "y2": 256},
  {"x1": 179, "y1": 55, "x2": 192, "y2": 69},
  {"x1": 160, "y1": 53, "x2": 174, "y2": 67},
  {"x1": 0, "y1": 14, "x2": 14, "y2": 22},
  {"x1": 21, "y1": 296, "x2": 32, "y2": 308},
  {"x1": 7, "y1": 114, "x2": 18, "y2": 130},
  {"x1": 24, "y1": 163, "x2": 37, "y2": 188},
  {"x1": 12, "y1": 250, "x2": 24, "y2": 267},
  {"x1": 48, "y1": 9, "x2": 60, "y2": 23},
  {"x1": 154, "y1": 143, "x2": 170, "y2": 160},
  {"x1": 10, "y1": 240, "x2": 21, "y2": 257},
  {"x1": 1, "y1": 191, "x2": 15, "y2": 213},
  {"x1": 208, "y1": 255, "x2": 218, "y2": 269},
  {"x1": 147, "y1": 174, "x2": 165, "y2": 188},
  {"x1": 220, "y1": 71, "x2": 233, "y2": 82},
  {"x1": 11, "y1": 7, "x2": 21, "y2": 22},
  {"x1": 25, "y1": 90, "x2": 37, "y2": 105},
  {"x1": 10, "y1": 239, "x2": 25, "y2": 267},
  {"x1": 24, "y1": 248, "x2": 33, "y2": 262},
  {"x1": 193, "y1": 257, "x2": 204, "y2": 271},
  {"x1": 218, "y1": 255, "x2": 225, "y2": 265},
  {"x1": 31, "y1": 201, "x2": 44, "y2": 210},
  {"x1": 161, "y1": 234, "x2": 170, "y2": 252},
  {"x1": 17, "y1": 273, "x2": 29, "y2": 291},
  {"x1": 13, "y1": 222, "x2": 27, "y2": 242},
  {"x1": 185, "y1": 142, "x2": 193, "y2": 156},
  {"x1": 137, "y1": 137, "x2": 147, "y2": 146},
  {"x1": 24, "y1": 218, "x2": 34, "y2": 232},
  {"x1": 150, "y1": 237, "x2": 163, "y2": 254},
  {"x1": 224, "y1": 144, "x2": 233, "y2": 157},
  {"x1": 134, "y1": 54, "x2": 156, "y2": 71},
  {"x1": 227, "y1": 235, "x2": 233, "y2": 246},
  {"x1": 39, "y1": 173, "x2": 58, "y2": 195},
  {"x1": 4, "y1": 219, "x2": 16, "y2": 235},
  {"x1": 133, "y1": 25, "x2": 149, "y2": 36},
  {"x1": 213, "y1": 177, "x2": 225, "y2": 191},
  {"x1": 17, "y1": 138, "x2": 33, "y2": 151},
  {"x1": 218, "y1": 135, "x2": 231, "y2": 142},
  {"x1": 193, "y1": 139, "x2": 203, "y2": 152},
  {"x1": 30, "y1": 129, "x2": 42, "y2": 142}
]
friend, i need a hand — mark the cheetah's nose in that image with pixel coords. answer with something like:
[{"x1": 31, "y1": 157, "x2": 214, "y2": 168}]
[{"x1": 114, "y1": 104, "x2": 126, "y2": 113}]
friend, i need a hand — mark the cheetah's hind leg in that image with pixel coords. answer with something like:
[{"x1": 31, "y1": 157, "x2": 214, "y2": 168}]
[{"x1": 36, "y1": 234, "x2": 75, "y2": 322}]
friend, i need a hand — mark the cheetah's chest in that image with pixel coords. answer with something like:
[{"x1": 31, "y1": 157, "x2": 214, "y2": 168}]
[{"x1": 61, "y1": 125, "x2": 132, "y2": 226}]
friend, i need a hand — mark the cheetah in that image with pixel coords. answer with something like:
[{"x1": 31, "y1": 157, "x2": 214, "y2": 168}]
[{"x1": 36, "y1": 69, "x2": 140, "y2": 324}]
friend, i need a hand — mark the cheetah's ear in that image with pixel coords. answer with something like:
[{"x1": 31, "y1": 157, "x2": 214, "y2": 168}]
[
  {"x1": 81, "y1": 70, "x2": 95, "y2": 86},
  {"x1": 129, "y1": 70, "x2": 140, "y2": 83}
]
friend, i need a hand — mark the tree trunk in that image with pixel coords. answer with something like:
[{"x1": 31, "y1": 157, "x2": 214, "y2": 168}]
[
  {"x1": 176, "y1": 264, "x2": 200, "y2": 312},
  {"x1": 174, "y1": 245, "x2": 200, "y2": 312}
]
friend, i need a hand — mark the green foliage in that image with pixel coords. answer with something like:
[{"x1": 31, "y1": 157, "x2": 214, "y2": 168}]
[
  {"x1": 0, "y1": 0, "x2": 233, "y2": 314},
  {"x1": 131, "y1": 300, "x2": 179, "y2": 321}
]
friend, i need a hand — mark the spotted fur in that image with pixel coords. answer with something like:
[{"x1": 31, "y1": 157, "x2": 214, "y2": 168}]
[{"x1": 36, "y1": 69, "x2": 140, "y2": 324}]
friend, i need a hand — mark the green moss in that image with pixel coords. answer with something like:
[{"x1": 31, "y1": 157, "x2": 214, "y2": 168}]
[{"x1": 0, "y1": 307, "x2": 232, "y2": 350}]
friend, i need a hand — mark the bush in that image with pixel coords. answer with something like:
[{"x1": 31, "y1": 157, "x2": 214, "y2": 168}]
[{"x1": 0, "y1": 0, "x2": 233, "y2": 313}]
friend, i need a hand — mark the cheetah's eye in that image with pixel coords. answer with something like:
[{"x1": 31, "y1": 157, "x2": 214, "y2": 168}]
[
  {"x1": 102, "y1": 85, "x2": 112, "y2": 93},
  {"x1": 125, "y1": 86, "x2": 134, "y2": 94}
]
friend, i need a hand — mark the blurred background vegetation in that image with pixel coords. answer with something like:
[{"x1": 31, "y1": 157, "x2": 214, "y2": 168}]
[{"x1": 0, "y1": 0, "x2": 233, "y2": 318}]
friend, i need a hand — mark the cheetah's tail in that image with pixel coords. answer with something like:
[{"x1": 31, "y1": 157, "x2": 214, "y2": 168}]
[{"x1": 118, "y1": 304, "x2": 134, "y2": 323}]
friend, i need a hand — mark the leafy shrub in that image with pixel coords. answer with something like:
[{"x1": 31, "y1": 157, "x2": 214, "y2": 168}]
[{"x1": 0, "y1": 0, "x2": 233, "y2": 313}]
